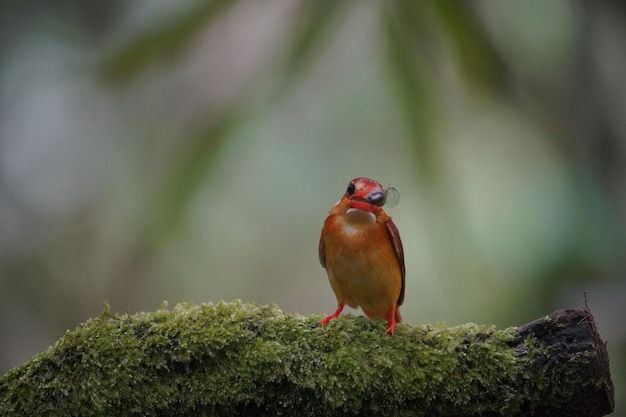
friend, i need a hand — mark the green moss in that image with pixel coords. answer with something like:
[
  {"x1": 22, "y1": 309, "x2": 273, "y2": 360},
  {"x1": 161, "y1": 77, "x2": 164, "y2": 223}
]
[{"x1": 0, "y1": 301, "x2": 606, "y2": 417}]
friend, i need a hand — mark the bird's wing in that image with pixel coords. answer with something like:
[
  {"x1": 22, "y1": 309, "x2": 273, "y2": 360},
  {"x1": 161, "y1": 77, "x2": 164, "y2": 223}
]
[
  {"x1": 385, "y1": 219, "x2": 405, "y2": 306},
  {"x1": 318, "y1": 234, "x2": 326, "y2": 268}
]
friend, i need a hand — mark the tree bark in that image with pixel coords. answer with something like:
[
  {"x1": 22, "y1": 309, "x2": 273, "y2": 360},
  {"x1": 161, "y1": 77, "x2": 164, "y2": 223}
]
[
  {"x1": 0, "y1": 301, "x2": 614, "y2": 417},
  {"x1": 513, "y1": 308, "x2": 614, "y2": 416}
]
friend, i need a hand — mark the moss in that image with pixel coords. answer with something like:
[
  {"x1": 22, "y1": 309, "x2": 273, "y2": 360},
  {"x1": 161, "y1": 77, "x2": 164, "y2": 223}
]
[{"x1": 0, "y1": 301, "x2": 607, "y2": 417}]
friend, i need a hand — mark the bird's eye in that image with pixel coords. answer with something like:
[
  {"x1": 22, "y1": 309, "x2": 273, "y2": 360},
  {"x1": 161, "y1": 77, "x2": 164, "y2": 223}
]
[{"x1": 346, "y1": 183, "x2": 356, "y2": 196}]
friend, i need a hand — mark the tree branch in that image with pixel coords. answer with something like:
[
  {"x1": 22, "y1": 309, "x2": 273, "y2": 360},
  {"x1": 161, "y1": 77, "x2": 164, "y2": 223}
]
[{"x1": 0, "y1": 301, "x2": 614, "y2": 416}]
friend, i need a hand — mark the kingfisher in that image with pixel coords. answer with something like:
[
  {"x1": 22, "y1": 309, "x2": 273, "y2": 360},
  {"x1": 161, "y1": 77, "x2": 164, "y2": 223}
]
[{"x1": 319, "y1": 177, "x2": 405, "y2": 335}]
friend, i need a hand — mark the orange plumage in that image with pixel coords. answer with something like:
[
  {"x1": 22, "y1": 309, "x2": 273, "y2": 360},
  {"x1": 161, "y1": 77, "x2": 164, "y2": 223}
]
[{"x1": 319, "y1": 177, "x2": 405, "y2": 335}]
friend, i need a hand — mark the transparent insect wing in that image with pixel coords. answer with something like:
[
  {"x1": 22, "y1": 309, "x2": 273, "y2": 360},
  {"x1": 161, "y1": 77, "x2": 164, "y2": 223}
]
[{"x1": 384, "y1": 187, "x2": 400, "y2": 208}]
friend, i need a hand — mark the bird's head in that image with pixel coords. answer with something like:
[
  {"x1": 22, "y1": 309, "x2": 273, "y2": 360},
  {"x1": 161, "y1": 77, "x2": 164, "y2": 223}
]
[{"x1": 341, "y1": 177, "x2": 388, "y2": 213}]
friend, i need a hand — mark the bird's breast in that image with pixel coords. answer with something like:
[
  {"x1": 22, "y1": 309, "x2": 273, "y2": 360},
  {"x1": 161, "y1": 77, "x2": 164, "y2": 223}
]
[{"x1": 324, "y1": 208, "x2": 388, "y2": 258}]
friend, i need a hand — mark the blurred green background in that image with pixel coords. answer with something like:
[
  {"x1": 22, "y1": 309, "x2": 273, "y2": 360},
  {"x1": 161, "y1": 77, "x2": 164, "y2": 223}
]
[{"x1": 1, "y1": 1, "x2": 624, "y2": 413}]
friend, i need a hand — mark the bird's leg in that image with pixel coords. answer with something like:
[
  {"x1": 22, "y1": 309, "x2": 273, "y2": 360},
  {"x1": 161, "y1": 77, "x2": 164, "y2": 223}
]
[
  {"x1": 384, "y1": 306, "x2": 397, "y2": 336},
  {"x1": 320, "y1": 304, "x2": 344, "y2": 326}
]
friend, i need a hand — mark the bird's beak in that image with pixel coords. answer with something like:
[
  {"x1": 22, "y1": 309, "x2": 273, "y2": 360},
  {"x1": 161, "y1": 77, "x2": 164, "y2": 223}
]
[{"x1": 364, "y1": 189, "x2": 386, "y2": 206}]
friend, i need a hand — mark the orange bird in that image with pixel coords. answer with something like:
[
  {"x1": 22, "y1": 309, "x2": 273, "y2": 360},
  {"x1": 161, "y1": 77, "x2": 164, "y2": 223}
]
[{"x1": 319, "y1": 177, "x2": 405, "y2": 335}]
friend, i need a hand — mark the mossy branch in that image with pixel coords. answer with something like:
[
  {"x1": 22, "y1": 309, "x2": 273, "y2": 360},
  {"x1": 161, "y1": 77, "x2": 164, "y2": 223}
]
[{"x1": 0, "y1": 301, "x2": 614, "y2": 417}]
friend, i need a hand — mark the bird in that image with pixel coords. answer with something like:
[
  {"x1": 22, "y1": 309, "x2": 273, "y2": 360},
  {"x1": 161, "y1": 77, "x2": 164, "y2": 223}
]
[{"x1": 318, "y1": 177, "x2": 405, "y2": 335}]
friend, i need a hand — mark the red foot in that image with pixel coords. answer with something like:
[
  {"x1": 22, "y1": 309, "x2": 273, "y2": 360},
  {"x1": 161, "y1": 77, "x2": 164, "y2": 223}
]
[
  {"x1": 384, "y1": 306, "x2": 397, "y2": 336},
  {"x1": 320, "y1": 304, "x2": 344, "y2": 326}
]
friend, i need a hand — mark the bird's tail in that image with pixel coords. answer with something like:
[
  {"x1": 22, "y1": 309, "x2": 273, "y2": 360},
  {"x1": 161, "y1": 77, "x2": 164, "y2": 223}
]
[{"x1": 395, "y1": 306, "x2": 402, "y2": 323}]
